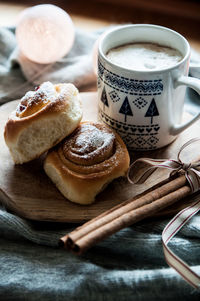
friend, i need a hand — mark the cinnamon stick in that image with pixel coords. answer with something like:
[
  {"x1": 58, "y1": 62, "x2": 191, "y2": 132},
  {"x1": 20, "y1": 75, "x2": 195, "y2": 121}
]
[{"x1": 60, "y1": 174, "x2": 191, "y2": 254}]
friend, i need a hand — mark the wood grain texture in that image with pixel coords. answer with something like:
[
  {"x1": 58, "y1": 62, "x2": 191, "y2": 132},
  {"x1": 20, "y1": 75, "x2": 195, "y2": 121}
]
[{"x1": 0, "y1": 92, "x2": 200, "y2": 223}]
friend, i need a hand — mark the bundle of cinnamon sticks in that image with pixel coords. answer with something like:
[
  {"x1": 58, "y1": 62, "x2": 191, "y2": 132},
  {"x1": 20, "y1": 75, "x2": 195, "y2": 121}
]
[{"x1": 59, "y1": 174, "x2": 192, "y2": 255}]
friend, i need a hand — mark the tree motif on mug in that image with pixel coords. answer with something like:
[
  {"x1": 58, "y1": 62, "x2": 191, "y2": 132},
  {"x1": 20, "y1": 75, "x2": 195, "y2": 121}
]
[
  {"x1": 101, "y1": 86, "x2": 109, "y2": 110},
  {"x1": 119, "y1": 96, "x2": 133, "y2": 123},
  {"x1": 145, "y1": 98, "x2": 159, "y2": 124}
]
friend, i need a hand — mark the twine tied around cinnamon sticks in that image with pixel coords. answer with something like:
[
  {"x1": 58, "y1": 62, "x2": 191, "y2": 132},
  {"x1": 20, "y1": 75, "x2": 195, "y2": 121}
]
[
  {"x1": 128, "y1": 138, "x2": 200, "y2": 193},
  {"x1": 127, "y1": 138, "x2": 200, "y2": 288},
  {"x1": 60, "y1": 138, "x2": 200, "y2": 260}
]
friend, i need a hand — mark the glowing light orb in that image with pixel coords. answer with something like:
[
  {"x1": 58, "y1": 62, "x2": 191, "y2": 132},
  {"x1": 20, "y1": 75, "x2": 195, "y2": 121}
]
[{"x1": 16, "y1": 4, "x2": 75, "y2": 64}]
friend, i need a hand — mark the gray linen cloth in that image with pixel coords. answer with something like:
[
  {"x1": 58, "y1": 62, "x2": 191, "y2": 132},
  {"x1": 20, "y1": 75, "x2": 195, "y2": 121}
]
[
  {"x1": 0, "y1": 26, "x2": 98, "y2": 103},
  {"x1": 0, "y1": 26, "x2": 200, "y2": 301}
]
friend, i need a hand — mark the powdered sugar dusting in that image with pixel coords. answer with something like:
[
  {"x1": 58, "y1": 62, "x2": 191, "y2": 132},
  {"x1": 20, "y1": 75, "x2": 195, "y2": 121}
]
[
  {"x1": 22, "y1": 81, "x2": 56, "y2": 104},
  {"x1": 75, "y1": 124, "x2": 114, "y2": 153},
  {"x1": 63, "y1": 123, "x2": 116, "y2": 165},
  {"x1": 16, "y1": 82, "x2": 57, "y2": 116}
]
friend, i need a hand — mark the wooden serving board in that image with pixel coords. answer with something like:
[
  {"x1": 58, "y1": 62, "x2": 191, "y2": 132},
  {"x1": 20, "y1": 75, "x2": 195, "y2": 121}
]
[{"x1": 0, "y1": 92, "x2": 200, "y2": 223}]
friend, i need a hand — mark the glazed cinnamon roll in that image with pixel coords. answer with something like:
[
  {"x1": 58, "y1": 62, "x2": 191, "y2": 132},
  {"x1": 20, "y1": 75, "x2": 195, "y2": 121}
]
[
  {"x1": 44, "y1": 122, "x2": 130, "y2": 204},
  {"x1": 4, "y1": 82, "x2": 82, "y2": 164}
]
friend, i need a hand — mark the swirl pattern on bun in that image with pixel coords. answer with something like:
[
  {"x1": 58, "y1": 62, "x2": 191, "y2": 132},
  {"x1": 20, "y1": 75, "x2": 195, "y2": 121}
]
[
  {"x1": 44, "y1": 122, "x2": 130, "y2": 205},
  {"x1": 4, "y1": 82, "x2": 82, "y2": 164}
]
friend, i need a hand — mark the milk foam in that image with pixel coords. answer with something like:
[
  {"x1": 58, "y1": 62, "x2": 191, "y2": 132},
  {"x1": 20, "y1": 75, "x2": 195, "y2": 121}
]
[{"x1": 106, "y1": 43, "x2": 183, "y2": 71}]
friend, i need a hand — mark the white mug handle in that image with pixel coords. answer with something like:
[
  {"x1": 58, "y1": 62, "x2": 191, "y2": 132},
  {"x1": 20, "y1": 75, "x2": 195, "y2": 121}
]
[{"x1": 170, "y1": 76, "x2": 200, "y2": 135}]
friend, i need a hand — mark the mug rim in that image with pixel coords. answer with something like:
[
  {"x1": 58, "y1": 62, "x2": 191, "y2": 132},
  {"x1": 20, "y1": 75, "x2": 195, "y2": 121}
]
[{"x1": 98, "y1": 24, "x2": 190, "y2": 74}]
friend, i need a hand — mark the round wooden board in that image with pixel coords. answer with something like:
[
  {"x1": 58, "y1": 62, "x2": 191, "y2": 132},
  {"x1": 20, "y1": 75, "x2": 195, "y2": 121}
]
[{"x1": 0, "y1": 92, "x2": 200, "y2": 223}]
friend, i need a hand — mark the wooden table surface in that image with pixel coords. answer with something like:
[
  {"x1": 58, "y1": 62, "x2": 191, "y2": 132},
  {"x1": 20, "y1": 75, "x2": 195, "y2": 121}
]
[{"x1": 1, "y1": 92, "x2": 200, "y2": 222}]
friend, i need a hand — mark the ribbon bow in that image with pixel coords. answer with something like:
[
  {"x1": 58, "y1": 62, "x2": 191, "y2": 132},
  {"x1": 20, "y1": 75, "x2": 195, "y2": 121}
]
[
  {"x1": 128, "y1": 138, "x2": 200, "y2": 289},
  {"x1": 128, "y1": 138, "x2": 200, "y2": 193}
]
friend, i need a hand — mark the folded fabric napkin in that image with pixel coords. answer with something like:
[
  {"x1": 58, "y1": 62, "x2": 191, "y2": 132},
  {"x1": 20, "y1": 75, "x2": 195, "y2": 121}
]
[
  {"x1": 0, "y1": 26, "x2": 200, "y2": 301},
  {"x1": 0, "y1": 26, "x2": 101, "y2": 104}
]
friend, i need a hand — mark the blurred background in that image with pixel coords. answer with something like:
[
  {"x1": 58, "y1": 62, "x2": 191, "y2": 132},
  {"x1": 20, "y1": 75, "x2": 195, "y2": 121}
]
[
  {"x1": 0, "y1": 0, "x2": 200, "y2": 49},
  {"x1": 0, "y1": 1, "x2": 199, "y2": 188},
  {"x1": 0, "y1": 0, "x2": 199, "y2": 94}
]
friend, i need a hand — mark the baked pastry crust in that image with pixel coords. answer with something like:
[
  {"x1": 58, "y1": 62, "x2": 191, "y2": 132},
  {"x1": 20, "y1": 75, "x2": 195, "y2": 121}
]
[
  {"x1": 44, "y1": 121, "x2": 130, "y2": 205},
  {"x1": 4, "y1": 82, "x2": 82, "y2": 164}
]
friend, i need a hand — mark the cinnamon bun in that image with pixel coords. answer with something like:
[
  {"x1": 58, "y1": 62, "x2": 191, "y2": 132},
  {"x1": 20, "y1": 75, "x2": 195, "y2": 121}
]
[
  {"x1": 4, "y1": 82, "x2": 82, "y2": 164},
  {"x1": 44, "y1": 122, "x2": 130, "y2": 205}
]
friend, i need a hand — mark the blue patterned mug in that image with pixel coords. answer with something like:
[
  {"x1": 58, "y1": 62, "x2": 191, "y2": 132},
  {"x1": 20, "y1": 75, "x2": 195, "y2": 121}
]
[{"x1": 97, "y1": 24, "x2": 200, "y2": 150}]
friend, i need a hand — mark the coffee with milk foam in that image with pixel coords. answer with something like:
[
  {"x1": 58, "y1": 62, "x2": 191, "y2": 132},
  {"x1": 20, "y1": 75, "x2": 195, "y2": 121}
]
[{"x1": 106, "y1": 42, "x2": 183, "y2": 71}]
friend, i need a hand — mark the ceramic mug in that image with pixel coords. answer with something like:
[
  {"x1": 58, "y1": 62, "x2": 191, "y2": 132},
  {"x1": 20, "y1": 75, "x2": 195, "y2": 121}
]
[{"x1": 97, "y1": 24, "x2": 200, "y2": 150}]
